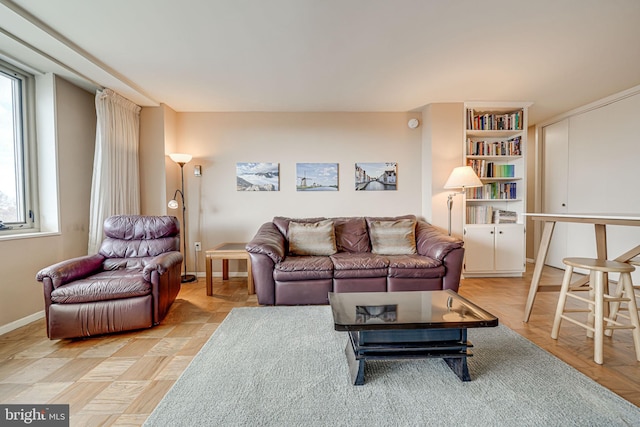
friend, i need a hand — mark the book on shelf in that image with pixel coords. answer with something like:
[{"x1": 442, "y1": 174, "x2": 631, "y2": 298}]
[
  {"x1": 466, "y1": 205, "x2": 493, "y2": 224},
  {"x1": 466, "y1": 110, "x2": 523, "y2": 131},
  {"x1": 466, "y1": 136, "x2": 521, "y2": 156},
  {"x1": 493, "y1": 209, "x2": 518, "y2": 224},
  {"x1": 465, "y1": 182, "x2": 518, "y2": 199},
  {"x1": 467, "y1": 159, "x2": 515, "y2": 178},
  {"x1": 465, "y1": 207, "x2": 519, "y2": 224}
]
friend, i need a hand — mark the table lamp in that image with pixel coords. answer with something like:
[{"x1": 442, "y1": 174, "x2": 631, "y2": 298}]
[{"x1": 444, "y1": 166, "x2": 483, "y2": 236}]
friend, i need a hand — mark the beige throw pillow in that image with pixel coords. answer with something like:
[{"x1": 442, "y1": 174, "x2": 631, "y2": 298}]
[
  {"x1": 369, "y1": 219, "x2": 417, "y2": 255},
  {"x1": 288, "y1": 220, "x2": 337, "y2": 256}
]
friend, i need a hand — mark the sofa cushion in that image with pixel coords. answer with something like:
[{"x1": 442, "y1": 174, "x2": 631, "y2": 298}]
[
  {"x1": 333, "y1": 217, "x2": 370, "y2": 253},
  {"x1": 50, "y1": 270, "x2": 151, "y2": 304},
  {"x1": 273, "y1": 216, "x2": 326, "y2": 237},
  {"x1": 368, "y1": 218, "x2": 417, "y2": 255},
  {"x1": 274, "y1": 256, "x2": 334, "y2": 281},
  {"x1": 366, "y1": 214, "x2": 416, "y2": 223},
  {"x1": 330, "y1": 252, "x2": 389, "y2": 279},
  {"x1": 103, "y1": 257, "x2": 155, "y2": 271},
  {"x1": 288, "y1": 219, "x2": 337, "y2": 256},
  {"x1": 387, "y1": 255, "x2": 445, "y2": 278}
]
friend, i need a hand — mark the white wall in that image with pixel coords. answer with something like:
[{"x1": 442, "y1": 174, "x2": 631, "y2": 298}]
[
  {"x1": 526, "y1": 126, "x2": 536, "y2": 260},
  {"x1": 171, "y1": 112, "x2": 424, "y2": 273},
  {"x1": 422, "y1": 103, "x2": 465, "y2": 236},
  {"x1": 139, "y1": 103, "x2": 181, "y2": 216},
  {"x1": 140, "y1": 107, "x2": 167, "y2": 215},
  {"x1": 0, "y1": 76, "x2": 95, "y2": 331}
]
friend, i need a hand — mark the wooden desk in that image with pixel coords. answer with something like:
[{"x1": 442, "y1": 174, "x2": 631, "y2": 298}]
[
  {"x1": 523, "y1": 213, "x2": 640, "y2": 322},
  {"x1": 205, "y1": 242, "x2": 254, "y2": 296}
]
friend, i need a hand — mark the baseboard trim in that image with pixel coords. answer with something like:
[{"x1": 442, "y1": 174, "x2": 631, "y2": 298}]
[{"x1": 0, "y1": 310, "x2": 45, "y2": 336}]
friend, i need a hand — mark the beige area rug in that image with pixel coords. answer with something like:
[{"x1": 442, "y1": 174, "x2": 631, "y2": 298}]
[{"x1": 145, "y1": 306, "x2": 640, "y2": 426}]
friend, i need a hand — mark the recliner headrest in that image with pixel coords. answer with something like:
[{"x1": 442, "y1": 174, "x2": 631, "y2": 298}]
[{"x1": 103, "y1": 215, "x2": 180, "y2": 240}]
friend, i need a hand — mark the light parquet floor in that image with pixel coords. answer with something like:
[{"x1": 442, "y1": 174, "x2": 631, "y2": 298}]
[{"x1": 1, "y1": 266, "x2": 639, "y2": 426}]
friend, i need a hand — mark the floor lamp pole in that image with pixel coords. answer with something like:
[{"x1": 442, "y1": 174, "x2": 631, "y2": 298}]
[
  {"x1": 447, "y1": 193, "x2": 454, "y2": 236},
  {"x1": 178, "y1": 163, "x2": 196, "y2": 283}
]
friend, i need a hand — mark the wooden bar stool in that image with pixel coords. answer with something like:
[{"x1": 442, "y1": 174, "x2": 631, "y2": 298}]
[
  {"x1": 607, "y1": 257, "x2": 640, "y2": 335},
  {"x1": 551, "y1": 257, "x2": 640, "y2": 364}
]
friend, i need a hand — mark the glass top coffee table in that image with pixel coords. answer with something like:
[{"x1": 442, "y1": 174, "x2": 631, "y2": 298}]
[{"x1": 329, "y1": 290, "x2": 498, "y2": 385}]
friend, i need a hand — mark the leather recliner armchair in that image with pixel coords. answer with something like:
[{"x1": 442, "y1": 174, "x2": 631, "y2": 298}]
[{"x1": 36, "y1": 215, "x2": 183, "y2": 339}]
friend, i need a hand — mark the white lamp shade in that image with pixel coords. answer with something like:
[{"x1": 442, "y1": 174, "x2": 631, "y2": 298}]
[
  {"x1": 169, "y1": 153, "x2": 192, "y2": 164},
  {"x1": 444, "y1": 166, "x2": 483, "y2": 189},
  {"x1": 168, "y1": 199, "x2": 179, "y2": 209}
]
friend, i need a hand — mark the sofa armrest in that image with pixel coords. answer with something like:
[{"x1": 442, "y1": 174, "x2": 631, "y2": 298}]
[
  {"x1": 442, "y1": 247, "x2": 465, "y2": 292},
  {"x1": 246, "y1": 222, "x2": 286, "y2": 264},
  {"x1": 415, "y1": 221, "x2": 463, "y2": 261},
  {"x1": 249, "y1": 252, "x2": 276, "y2": 305},
  {"x1": 36, "y1": 254, "x2": 105, "y2": 289},
  {"x1": 143, "y1": 251, "x2": 183, "y2": 282}
]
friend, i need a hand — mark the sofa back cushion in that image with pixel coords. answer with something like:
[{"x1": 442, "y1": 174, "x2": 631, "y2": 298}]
[
  {"x1": 273, "y1": 216, "x2": 326, "y2": 237},
  {"x1": 288, "y1": 219, "x2": 338, "y2": 256},
  {"x1": 368, "y1": 218, "x2": 417, "y2": 255},
  {"x1": 333, "y1": 217, "x2": 370, "y2": 253}
]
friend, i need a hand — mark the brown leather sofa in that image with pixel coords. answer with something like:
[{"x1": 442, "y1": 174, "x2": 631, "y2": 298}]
[
  {"x1": 36, "y1": 215, "x2": 183, "y2": 339},
  {"x1": 246, "y1": 215, "x2": 464, "y2": 305}
]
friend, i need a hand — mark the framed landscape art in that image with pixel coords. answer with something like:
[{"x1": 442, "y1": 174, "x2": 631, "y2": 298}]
[
  {"x1": 236, "y1": 162, "x2": 279, "y2": 191},
  {"x1": 296, "y1": 163, "x2": 338, "y2": 191},
  {"x1": 355, "y1": 162, "x2": 397, "y2": 191}
]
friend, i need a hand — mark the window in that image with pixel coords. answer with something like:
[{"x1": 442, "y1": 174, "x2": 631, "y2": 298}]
[{"x1": 0, "y1": 61, "x2": 35, "y2": 232}]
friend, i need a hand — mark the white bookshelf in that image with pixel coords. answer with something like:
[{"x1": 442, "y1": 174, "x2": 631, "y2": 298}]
[{"x1": 462, "y1": 102, "x2": 531, "y2": 277}]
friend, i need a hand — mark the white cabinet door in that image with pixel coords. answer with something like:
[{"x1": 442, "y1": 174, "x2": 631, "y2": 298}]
[
  {"x1": 464, "y1": 224, "x2": 525, "y2": 275},
  {"x1": 463, "y1": 225, "x2": 495, "y2": 273},
  {"x1": 542, "y1": 119, "x2": 569, "y2": 269},
  {"x1": 495, "y1": 224, "x2": 525, "y2": 272}
]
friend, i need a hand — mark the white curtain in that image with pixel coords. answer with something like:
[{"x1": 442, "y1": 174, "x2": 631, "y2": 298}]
[{"x1": 88, "y1": 89, "x2": 142, "y2": 254}]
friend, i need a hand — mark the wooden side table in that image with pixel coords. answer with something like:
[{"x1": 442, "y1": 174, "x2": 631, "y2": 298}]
[{"x1": 205, "y1": 242, "x2": 254, "y2": 296}]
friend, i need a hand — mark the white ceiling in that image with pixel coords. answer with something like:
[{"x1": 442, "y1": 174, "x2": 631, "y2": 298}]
[{"x1": 1, "y1": 0, "x2": 640, "y2": 124}]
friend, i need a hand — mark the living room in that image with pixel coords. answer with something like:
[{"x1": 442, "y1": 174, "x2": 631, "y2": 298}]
[{"x1": 1, "y1": 1, "x2": 640, "y2": 425}]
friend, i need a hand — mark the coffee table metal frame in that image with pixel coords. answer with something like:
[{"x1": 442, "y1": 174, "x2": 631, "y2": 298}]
[{"x1": 329, "y1": 290, "x2": 498, "y2": 385}]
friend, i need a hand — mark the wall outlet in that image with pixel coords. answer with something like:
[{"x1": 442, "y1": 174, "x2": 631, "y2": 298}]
[{"x1": 194, "y1": 242, "x2": 201, "y2": 251}]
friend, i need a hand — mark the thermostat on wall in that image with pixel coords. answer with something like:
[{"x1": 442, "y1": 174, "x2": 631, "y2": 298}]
[{"x1": 408, "y1": 118, "x2": 419, "y2": 129}]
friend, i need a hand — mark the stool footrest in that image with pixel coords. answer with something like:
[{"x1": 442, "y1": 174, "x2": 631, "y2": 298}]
[
  {"x1": 568, "y1": 286, "x2": 591, "y2": 292},
  {"x1": 566, "y1": 294, "x2": 594, "y2": 305},
  {"x1": 611, "y1": 312, "x2": 640, "y2": 321},
  {"x1": 604, "y1": 324, "x2": 636, "y2": 331},
  {"x1": 604, "y1": 296, "x2": 631, "y2": 303},
  {"x1": 560, "y1": 315, "x2": 595, "y2": 332}
]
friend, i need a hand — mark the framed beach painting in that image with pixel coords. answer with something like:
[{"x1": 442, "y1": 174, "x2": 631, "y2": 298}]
[
  {"x1": 355, "y1": 162, "x2": 397, "y2": 191},
  {"x1": 236, "y1": 162, "x2": 279, "y2": 191},
  {"x1": 296, "y1": 163, "x2": 338, "y2": 191}
]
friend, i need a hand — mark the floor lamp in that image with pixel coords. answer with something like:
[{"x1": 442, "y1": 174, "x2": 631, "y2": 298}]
[
  {"x1": 168, "y1": 153, "x2": 197, "y2": 283},
  {"x1": 444, "y1": 166, "x2": 483, "y2": 236}
]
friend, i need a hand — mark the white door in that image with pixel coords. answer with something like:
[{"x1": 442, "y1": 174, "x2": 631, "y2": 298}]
[
  {"x1": 542, "y1": 119, "x2": 569, "y2": 269},
  {"x1": 463, "y1": 225, "x2": 495, "y2": 273},
  {"x1": 495, "y1": 224, "x2": 525, "y2": 272}
]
